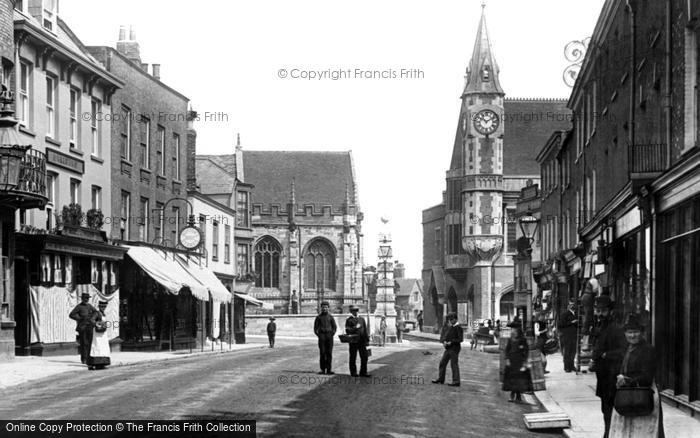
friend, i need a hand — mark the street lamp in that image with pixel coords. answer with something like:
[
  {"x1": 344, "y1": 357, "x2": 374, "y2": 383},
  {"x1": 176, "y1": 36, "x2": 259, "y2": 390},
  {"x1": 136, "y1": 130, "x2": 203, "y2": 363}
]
[
  {"x1": 519, "y1": 214, "x2": 539, "y2": 246},
  {"x1": 0, "y1": 87, "x2": 30, "y2": 192}
]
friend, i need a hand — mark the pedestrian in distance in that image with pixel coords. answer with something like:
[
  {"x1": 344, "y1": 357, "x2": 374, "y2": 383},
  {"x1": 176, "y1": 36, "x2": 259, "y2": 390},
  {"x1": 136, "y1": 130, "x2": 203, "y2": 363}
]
[
  {"x1": 589, "y1": 295, "x2": 626, "y2": 438},
  {"x1": 379, "y1": 315, "x2": 387, "y2": 346},
  {"x1": 534, "y1": 313, "x2": 550, "y2": 374},
  {"x1": 417, "y1": 310, "x2": 424, "y2": 332},
  {"x1": 314, "y1": 301, "x2": 336, "y2": 375},
  {"x1": 267, "y1": 317, "x2": 277, "y2": 348},
  {"x1": 345, "y1": 305, "x2": 371, "y2": 377},
  {"x1": 395, "y1": 318, "x2": 404, "y2": 343},
  {"x1": 502, "y1": 326, "x2": 531, "y2": 403},
  {"x1": 69, "y1": 292, "x2": 98, "y2": 366},
  {"x1": 87, "y1": 300, "x2": 111, "y2": 370},
  {"x1": 609, "y1": 313, "x2": 664, "y2": 438},
  {"x1": 558, "y1": 298, "x2": 578, "y2": 372},
  {"x1": 431, "y1": 312, "x2": 463, "y2": 387}
]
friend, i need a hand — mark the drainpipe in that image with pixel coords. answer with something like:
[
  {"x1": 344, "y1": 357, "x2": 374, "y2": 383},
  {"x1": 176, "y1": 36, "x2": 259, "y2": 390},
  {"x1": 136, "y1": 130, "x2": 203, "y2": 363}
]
[
  {"x1": 627, "y1": 0, "x2": 637, "y2": 151},
  {"x1": 664, "y1": 0, "x2": 672, "y2": 168}
]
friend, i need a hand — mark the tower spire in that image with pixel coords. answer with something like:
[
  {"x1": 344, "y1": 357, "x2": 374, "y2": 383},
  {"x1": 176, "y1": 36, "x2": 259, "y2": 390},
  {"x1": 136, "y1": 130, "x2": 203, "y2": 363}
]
[{"x1": 463, "y1": 3, "x2": 503, "y2": 96}]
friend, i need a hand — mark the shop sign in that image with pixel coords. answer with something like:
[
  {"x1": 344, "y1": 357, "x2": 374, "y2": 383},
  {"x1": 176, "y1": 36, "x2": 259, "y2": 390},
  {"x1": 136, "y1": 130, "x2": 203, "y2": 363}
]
[{"x1": 615, "y1": 206, "x2": 641, "y2": 238}]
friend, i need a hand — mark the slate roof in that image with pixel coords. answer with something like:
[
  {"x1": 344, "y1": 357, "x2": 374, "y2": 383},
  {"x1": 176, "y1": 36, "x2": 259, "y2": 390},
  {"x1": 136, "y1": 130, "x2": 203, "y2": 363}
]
[
  {"x1": 199, "y1": 151, "x2": 357, "y2": 208},
  {"x1": 502, "y1": 99, "x2": 572, "y2": 175},
  {"x1": 395, "y1": 279, "x2": 422, "y2": 297},
  {"x1": 195, "y1": 157, "x2": 236, "y2": 194}
]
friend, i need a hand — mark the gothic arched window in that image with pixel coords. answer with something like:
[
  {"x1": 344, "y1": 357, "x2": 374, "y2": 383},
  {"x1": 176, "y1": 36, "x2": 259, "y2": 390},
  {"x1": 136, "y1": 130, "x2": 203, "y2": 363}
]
[
  {"x1": 304, "y1": 239, "x2": 335, "y2": 291},
  {"x1": 482, "y1": 65, "x2": 490, "y2": 81},
  {"x1": 254, "y1": 236, "x2": 281, "y2": 288}
]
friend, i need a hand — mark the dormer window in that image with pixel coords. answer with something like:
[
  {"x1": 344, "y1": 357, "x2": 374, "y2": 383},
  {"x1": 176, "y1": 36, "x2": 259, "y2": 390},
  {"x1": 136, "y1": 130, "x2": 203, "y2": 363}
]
[
  {"x1": 482, "y1": 66, "x2": 490, "y2": 82},
  {"x1": 42, "y1": 0, "x2": 58, "y2": 32}
]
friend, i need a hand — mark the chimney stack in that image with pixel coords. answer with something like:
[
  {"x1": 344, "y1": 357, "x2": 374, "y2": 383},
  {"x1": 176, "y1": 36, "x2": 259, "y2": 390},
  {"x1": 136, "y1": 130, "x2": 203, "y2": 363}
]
[
  {"x1": 186, "y1": 106, "x2": 198, "y2": 191},
  {"x1": 141, "y1": 63, "x2": 149, "y2": 72},
  {"x1": 152, "y1": 64, "x2": 161, "y2": 80},
  {"x1": 116, "y1": 24, "x2": 142, "y2": 65}
]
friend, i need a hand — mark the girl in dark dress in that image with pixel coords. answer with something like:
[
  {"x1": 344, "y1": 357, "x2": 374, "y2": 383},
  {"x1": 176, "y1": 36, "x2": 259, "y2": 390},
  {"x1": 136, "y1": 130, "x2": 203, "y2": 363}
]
[{"x1": 503, "y1": 326, "x2": 531, "y2": 403}]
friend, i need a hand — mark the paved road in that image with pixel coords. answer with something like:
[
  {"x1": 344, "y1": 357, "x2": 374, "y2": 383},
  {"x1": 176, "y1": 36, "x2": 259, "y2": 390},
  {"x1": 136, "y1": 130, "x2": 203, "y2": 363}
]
[{"x1": 0, "y1": 339, "x2": 562, "y2": 437}]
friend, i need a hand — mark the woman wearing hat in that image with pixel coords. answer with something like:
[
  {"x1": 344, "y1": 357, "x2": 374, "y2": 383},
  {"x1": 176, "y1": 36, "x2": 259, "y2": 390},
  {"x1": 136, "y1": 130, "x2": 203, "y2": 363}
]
[
  {"x1": 87, "y1": 301, "x2": 111, "y2": 370},
  {"x1": 502, "y1": 326, "x2": 531, "y2": 403},
  {"x1": 609, "y1": 313, "x2": 664, "y2": 437}
]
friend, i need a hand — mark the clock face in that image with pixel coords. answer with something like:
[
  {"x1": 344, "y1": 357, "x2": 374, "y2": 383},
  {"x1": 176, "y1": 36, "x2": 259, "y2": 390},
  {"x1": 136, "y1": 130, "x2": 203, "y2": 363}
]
[
  {"x1": 179, "y1": 226, "x2": 202, "y2": 249},
  {"x1": 473, "y1": 109, "x2": 500, "y2": 136}
]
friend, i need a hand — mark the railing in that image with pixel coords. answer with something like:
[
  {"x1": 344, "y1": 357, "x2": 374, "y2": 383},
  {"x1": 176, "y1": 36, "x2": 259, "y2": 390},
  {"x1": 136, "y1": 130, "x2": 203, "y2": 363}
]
[
  {"x1": 16, "y1": 148, "x2": 46, "y2": 197},
  {"x1": 629, "y1": 143, "x2": 667, "y2": 174}
]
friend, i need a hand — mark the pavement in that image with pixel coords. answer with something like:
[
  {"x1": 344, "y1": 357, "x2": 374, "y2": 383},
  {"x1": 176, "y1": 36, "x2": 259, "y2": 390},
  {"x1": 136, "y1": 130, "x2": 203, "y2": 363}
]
[
  {"x1": 0, "y1": 337, "x2": 558, "y2": 437},
  {"x1": 0, "y1": 340, "x2": 267, "y2": 389},
  {"x1": 533, "y1": 353, "x2": 700, "y2": 438}
]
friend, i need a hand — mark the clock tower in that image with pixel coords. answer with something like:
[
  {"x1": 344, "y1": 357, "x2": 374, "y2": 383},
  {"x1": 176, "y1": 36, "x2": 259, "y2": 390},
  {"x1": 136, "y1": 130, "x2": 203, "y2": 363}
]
[{"x1": 446, "y1": 4, "x2": 505, "y2": 320}]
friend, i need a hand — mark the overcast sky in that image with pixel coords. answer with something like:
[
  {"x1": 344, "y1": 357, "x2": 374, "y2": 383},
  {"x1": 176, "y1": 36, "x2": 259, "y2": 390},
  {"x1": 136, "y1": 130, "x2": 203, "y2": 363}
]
[{"x1": 62, "y1": 0, "x2": 606, "y2": 278}]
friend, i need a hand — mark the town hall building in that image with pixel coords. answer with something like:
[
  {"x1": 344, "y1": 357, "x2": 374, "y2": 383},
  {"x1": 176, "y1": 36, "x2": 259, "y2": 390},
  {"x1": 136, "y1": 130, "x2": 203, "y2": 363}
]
[{"x1": 421, "y1": 7, "x2": 572, "y2": 332}]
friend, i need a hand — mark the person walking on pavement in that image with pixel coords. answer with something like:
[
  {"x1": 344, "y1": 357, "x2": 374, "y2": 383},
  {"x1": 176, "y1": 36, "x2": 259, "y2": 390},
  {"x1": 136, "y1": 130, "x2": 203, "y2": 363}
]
[
  {"x1": 502, "y1": 326, "x2": 531, "y2": 403},
  {"x1": 609, "y1": 313, "x2": 665, "y2": 437},
  {"x1": 345, "y1": 305, "x2": 371, "y2": 377},
  {"x1": 589, "y1": 295, "x2": 626, "y2": 438},
  {"x1": 267, "y1": 317, "x2": 277, "y2": 348},
  {"x1": 417, "y1": 310, "x2": 424, "y2": 332},
  {"x1": 431, "y1": 312, "x2": 463, "y2": 387},
  {"x1": 69, "y1": 292, "x2": 98, "y2": 365},
  {"x1": 558, "y1": 298, "x2": 578, "y2": 372},
  {"x1": 379, "y1": 316, "x2": 387, "y2": 346},
  {"x1": 314, "y1": 301, "x2": 336, "y2": 374},
  {"x1": 87, "y1": 300, "x2": 112, "y2": 370}
]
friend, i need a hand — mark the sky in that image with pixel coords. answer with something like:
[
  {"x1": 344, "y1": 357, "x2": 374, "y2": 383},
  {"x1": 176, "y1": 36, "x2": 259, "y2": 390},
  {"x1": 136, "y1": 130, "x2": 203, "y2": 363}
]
[{"x1": 61, "y1": 0, "x2": 606, "y2": 278}]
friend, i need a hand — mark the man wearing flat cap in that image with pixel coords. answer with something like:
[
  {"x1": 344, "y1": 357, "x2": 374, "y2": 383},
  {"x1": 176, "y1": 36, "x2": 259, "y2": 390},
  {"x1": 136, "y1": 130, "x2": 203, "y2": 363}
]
[
  {"x1": 432, "y1": 312, "x2": 463, "y2": 387},
  {"x1": 345, "y1": 305, "x2": 370, "y2": 377},
  {"x1": 69, "y1": 292, "x2": 98, "y2": 365},
  {"x1": 590, "y1": 295, "x2": 626, "y2": 438},
  {"x1": 267, "y1": 317, "x2": 277, "y2": 348},
  {"x1": 314, "y1": 301, "x2": 336, "y2": 374}
]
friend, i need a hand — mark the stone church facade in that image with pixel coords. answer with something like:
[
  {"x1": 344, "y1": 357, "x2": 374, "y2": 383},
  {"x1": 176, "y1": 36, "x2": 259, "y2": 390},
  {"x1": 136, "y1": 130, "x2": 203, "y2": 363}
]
[
  {"x1": 198, "y1": 148, "x2": 363, "y2": 314},
  {"x1": 421, "y1": 7, "x2": 572, "y2": 333}
]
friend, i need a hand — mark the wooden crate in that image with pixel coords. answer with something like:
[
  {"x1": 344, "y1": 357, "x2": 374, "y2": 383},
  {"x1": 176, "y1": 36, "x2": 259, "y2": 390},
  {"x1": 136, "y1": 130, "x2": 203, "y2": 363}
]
[{"x1": 523, "y1": 412, "x2": 571, "y2": 430}]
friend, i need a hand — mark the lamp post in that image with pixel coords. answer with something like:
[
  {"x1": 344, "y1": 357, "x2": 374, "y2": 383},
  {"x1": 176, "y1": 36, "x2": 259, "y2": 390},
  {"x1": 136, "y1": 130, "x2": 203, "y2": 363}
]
[
  {"x1": 363, "y1": 269, "x2": 374, "y2": 334},
  {"x1": 514, "y1": 213, "x2": 539, "y2": 335}
]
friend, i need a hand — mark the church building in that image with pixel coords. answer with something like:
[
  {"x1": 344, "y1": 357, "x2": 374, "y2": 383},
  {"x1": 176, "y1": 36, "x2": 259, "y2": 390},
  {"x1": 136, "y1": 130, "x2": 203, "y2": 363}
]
[
  {"x1": 421, "y1": 6, "x2": 571, "y2": 332},
  {"x1": 197, "y1": 142, "x2": 364, "y2": 314}
]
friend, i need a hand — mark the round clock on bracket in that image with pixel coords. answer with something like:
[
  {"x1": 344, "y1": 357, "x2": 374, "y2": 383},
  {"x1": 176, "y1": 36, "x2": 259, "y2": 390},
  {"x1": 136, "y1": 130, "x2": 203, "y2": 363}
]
[
  {"x1": 473, "y1": 109, "x2": 500, "y2": 136},
  {"x1": 179, "y1": 226, "x2": 202, "y2": 250}
]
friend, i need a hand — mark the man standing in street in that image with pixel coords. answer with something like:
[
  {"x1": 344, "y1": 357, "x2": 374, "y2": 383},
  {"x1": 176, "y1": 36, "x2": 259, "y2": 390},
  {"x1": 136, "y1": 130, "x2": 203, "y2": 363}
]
[
  {"x1": 69, "y1": 292, "x2": 98, "y2": 365},
  {"x1": 417, "y1": 310, "x2": 424, "y2": 332},
  {"x1": 314, "y1": 301, "x2": 336, "y2": 374},
  {"x1": 558, "y1": 298, "x2": 578, "y2": 372},
  {"x1": 345, "y1": 305, "x2": 370, "y2": 377},
  {"x1": 267, "y1": 317, "x2": 277, "y2": 348},
  {"x1": 432, "y1": 312, "x2": 463, "y2": 387},
  {"x1": 590, "y1": 296, "x2": 626, "y2": 438},
  {"x1": 379, "y1": 316, "x2": 387, "y2": 346}
]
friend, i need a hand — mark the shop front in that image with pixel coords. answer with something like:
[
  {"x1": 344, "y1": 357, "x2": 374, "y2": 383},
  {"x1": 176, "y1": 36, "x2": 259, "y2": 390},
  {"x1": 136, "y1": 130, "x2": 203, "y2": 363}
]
[{"x1": 14, "y1": 229, "x2": 126, "y2": 356}]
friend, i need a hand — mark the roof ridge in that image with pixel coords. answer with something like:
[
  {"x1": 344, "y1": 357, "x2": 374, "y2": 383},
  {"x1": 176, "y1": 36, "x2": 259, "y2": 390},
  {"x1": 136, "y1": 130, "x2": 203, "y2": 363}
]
[{"x1": 505, "y1": 97, "x2": 569, "y2": 102}]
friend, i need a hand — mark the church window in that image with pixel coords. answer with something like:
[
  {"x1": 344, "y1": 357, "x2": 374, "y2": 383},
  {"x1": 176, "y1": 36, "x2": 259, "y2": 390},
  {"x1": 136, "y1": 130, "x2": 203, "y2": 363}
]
[
  {"x1": 304, "y1": 239, "x2": 335, "y2": 291},
  {"x1": 254, "y1": 236, "x2": 281, "y2": 288}
]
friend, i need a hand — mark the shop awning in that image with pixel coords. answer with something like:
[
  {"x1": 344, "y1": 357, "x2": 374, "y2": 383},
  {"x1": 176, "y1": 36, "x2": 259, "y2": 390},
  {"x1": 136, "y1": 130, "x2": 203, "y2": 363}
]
[
  {"x1": 233, "y1": 292, "x2": 264, "y2": 306},
  {"x1": 175, "y1": 257, "x2": 232, "y2": 303},
  {"x1": 125, "y1": 246, "x2": 209, "y2": 301}
]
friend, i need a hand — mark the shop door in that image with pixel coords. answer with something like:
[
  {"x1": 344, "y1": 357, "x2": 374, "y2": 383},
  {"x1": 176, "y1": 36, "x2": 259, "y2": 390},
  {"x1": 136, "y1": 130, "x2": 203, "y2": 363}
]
[{"x1": 233, "y1": 296, "x2": 246, "y2": 344}]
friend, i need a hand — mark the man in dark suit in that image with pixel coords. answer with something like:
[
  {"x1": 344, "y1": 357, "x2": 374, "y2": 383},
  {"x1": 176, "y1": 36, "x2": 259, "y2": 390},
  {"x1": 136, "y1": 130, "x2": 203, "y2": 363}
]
[
  {"x1": 267, "y1": 317, "x2": 277, "y2": 348},
  {"x1": 69, "y1": 292, "x2": 98, "y2": 365},
  {"x1": 590, "y1": 296, "x2": 626, "y2": 438},
  {"x1": 432, "y1": 312, "x2": 463, "y2": 387},
  {"x1": 558, "y1": 299, "x2": 578, "y2": 372},
  {"x1": 345, "y1": 305, "x2": 370, "y2": 377},
  {"x1": 314, "y1": 301, "x2": 336, "y2": 374}
]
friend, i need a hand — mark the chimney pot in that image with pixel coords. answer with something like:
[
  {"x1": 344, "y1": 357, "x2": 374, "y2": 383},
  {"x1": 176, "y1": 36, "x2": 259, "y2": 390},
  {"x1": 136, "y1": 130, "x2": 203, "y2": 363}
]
[
  {"x1": 119, "y1": 25, "x2": 126, "y2": 41},
  {"x1": 141, "y1": 63, "x2": 149, "y2": 72},
  {"x1": 152, "y1": 64, "x2": 161, "y2": 80}
]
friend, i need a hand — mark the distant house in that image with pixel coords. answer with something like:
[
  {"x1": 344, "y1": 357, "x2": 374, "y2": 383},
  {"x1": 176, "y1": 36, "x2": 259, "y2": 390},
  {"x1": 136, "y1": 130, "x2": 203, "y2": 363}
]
[{"x1": 394, "y1": 278, "x2": 423, "y2": 321}]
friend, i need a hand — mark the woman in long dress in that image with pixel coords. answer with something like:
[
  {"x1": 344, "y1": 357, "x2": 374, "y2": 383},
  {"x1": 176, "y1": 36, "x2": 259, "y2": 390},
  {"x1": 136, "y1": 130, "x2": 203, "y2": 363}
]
[
  {"x1": 87, "y1": 300, "x2": 112, "y2": 370},
  {"x1": 609, "y1": 314, "x2": 664, "y2": 437},
  {"x1": 502, "y1": 326, "x2": 531, "y2": 403}
]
